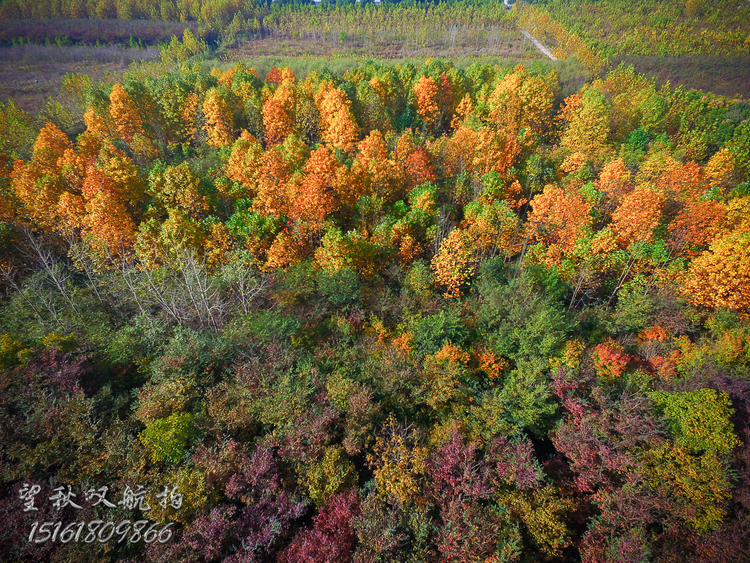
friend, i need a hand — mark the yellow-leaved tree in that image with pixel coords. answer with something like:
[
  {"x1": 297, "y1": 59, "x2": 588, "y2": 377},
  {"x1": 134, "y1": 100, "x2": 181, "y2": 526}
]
[
  {"x1": 203, "y1": 88, "x2": 234, "y2": 148},
  {"x1": 559, "y1": 87, "x2": 611, "y2": 165},
  {"x1": 432, "y1": 227, "x2": 474, "y2": 298},
  {"x1": 683, "y1": 228, "x2": 750, "y2": 313}
]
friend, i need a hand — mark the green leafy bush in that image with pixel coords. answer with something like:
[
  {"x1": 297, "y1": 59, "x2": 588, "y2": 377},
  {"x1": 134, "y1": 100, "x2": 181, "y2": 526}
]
[{"x1": 139, "y1": 412, "x2": 199, "y2": 463}]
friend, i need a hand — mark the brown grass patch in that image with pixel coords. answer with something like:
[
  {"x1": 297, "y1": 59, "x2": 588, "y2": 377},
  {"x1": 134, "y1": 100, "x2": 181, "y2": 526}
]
[
  {"x1": 224, "y1": 28, "x2": 540, "y2": 62},
  {"x1": 0, "y1": 44, "x2": 160, "y2": 113},
  {"x1": 613, "y1": 54, "x2": 750, "y2": 99}
]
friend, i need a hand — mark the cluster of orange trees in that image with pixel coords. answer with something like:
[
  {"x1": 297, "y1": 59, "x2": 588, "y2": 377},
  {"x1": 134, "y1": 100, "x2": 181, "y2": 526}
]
[
  {"x1": 2, "y1": 60, "x2": 748, "y2": 310},
  {"x1": 1, "y1": 56, "x2": 750, "y2": 562}
]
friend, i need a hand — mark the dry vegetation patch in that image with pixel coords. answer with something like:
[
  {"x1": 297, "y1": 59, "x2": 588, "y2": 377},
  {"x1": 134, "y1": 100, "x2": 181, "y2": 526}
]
[
  {"x1": 224, "y1": 28, "x2": 539, "y2": 62},
  {"x1": 615, "y1": 54, "x2": 750, "y2": 99},
  {"x1": 0, "y1": 44, "x2": 159, "y2": 113}
]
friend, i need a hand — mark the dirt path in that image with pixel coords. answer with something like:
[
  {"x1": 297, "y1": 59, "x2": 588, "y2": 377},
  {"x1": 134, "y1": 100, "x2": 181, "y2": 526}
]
[{"x1": 519, "y1": 28, "x2": 557, "y2": 61}]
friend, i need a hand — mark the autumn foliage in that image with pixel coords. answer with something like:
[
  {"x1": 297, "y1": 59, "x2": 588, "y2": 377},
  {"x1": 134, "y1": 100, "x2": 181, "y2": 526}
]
[{"x1": 1, "y1": 54, "x2": 750, "y2": 563}]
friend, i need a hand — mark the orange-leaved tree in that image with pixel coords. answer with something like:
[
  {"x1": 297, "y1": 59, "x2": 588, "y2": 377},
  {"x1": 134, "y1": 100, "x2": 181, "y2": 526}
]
[
  {"x1": 347, "y1": 130, "x2": 404, "y2": 205},
  {"x1": 288, "y1": 146, "x2": 340, "y2": 226},
  {"x1": 667, "y1": 200, "x2": 727, "y2": 256},
  {"x1": 251, "y1": 147, "x2": 293, "y2": 217},
  {"x1": 10, "y1": 122, "x2": 72, "y2": 229},
  {"x1": 595, "y1": 158, "x2": 633, "y2": 213},
  {"x1": 526, "y1": 184, "x2": 592, "y2": 256},
  {"x1": 610, "y1": 188, "x2": 664, "y2": 248},
  {"x1": 472, "y1": 127, "x2": 520, "y2": 178},
  {"x1": 394, "y1": 131, "x2": 436, "y2": 190},
  {"x1": 109, "y1": 83, "x2": 144, "y2": 145},
  {"x1": 315, "y1": 82, "x2": 359, "y2": 153},
  {"x1": 414, "y1": 75, "x2": 439, "y2": 132},
  {"x1": 262, "y1": 78, "x2": 296, "y2": 146},
  {"x1": 80, "y1": 163, "x2": 138, "y2": 254}
]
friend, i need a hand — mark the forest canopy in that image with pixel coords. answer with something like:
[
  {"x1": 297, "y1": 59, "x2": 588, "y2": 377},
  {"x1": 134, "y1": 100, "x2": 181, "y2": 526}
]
[{"x1": 1, "y1": 32, "x2": 750, "y2": 563}]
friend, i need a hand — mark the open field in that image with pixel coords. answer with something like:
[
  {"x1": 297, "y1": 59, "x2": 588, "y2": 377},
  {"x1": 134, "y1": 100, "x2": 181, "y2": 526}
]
[
  {"x1": 614, "y1": 54, "x2": 750, "y2": 99},
  {"x1": 0, "y1": 44, "x2": 160, "y2": 113},
  {"x1": 516, "y1": 1, "x2": 750, "y2": 84},
  {"x1": 216, "y1": 17, "x2": 598, "y2": 95},
  {"x1": 222, "y1": 27, "x2": 540, "y2": 61}
]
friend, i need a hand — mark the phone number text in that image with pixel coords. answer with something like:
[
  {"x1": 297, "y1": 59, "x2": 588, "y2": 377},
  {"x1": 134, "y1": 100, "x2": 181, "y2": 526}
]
[{"x1": 28, "y1": 520, "x2": 175, "y2": 544}]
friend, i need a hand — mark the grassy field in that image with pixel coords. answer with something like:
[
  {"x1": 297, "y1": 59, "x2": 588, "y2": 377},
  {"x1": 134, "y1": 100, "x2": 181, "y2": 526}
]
[
  {"x1": 613, "y1": 54, "x2": 750, "y2": 99},
  {"x1": 223, "y1": 28, "x2": 537, "y2": 60},
  {"x1": 0, "y1": 44, "x2": 160, "y2": 113},
  {"x1": 515, "y1": 0, "x2": 750, "y2": 95},
  {"x1": 222, "y1": 21, "x2": 546, "y2": 61},
  {"x1": 216, "y1": 20, "x2": 598, "y2": 93}
]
